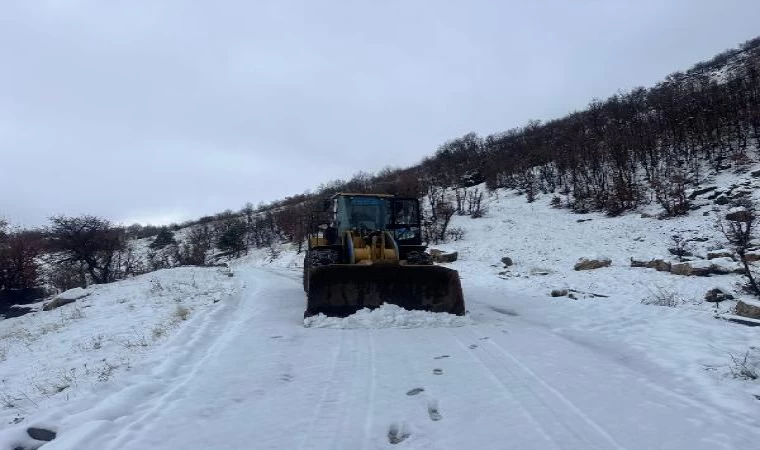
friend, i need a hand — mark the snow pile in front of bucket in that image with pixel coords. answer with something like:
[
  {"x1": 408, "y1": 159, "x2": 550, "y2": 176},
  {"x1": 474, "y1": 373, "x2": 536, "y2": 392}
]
[{"x1": 304, "y1": 304, "x2": 472, "y2": 329}]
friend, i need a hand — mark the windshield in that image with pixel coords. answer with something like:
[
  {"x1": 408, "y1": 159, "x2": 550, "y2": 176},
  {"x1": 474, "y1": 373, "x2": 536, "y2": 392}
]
[{"x1": 337, "y1": 196, "x2": 390, "y2": 233}]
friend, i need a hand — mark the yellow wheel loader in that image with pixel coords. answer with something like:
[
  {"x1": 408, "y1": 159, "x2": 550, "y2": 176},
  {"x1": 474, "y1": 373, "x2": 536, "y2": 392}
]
[{"x1": 303, "y1": 193, "x2": 465, "y2": 318}]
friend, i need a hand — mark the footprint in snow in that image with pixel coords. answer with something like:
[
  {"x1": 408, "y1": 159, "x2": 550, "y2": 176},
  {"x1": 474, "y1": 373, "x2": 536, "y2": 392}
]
[
  {"x1": 428, "y1": 400, "x2": 442, "y2": 422},
  {"x1": 406, "y1": 387, "x2": 425, "y2": 396},
  {"x1": 270, "y1": 335, "x2": 284, "y2": 339},
  {"x1": 388, "y1": 423, "x2": 410, "y2": 444},
  {"x1": 469, "y1": 344, "x2": 478, "y2": 349},
  {"x1": 479, "y1": 337, "x2": 490, "y2": 340},
  {"x1": 433, "y1": 355, "x2": 450, "y2": 360},
  {"x1": 433, "y1": 368, "x2": 443, "y2": 375}
]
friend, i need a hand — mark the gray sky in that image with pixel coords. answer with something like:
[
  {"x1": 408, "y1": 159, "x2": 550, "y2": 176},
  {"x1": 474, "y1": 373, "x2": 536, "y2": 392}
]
[{"x1": 2, "y1": 0, "x2": 759, "y2": 227}]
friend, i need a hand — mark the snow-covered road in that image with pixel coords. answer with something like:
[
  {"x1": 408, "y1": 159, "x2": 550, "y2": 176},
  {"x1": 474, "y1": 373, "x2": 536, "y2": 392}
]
[{"x1": 36, "y1": 267, "x2": 760, "y2": 449}]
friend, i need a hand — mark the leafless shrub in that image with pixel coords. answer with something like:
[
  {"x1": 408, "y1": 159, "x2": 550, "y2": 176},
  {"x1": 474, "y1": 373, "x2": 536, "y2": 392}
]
[
  {"x1": 669, "y1": 234, "x2": 692, "y2": 262},
  {"x1": 120, "y1": 329, "x2": 150, "y2": 349},
  {"x1": 446, "y1": 227, "x2": 466, "y2": 241},
  {"x1": 729, "y1": 349, "x2": 759, "y2": 380},
  {"x1": 173, "y1": 305, "x2": 190, "y2": 322},
  {"x1": 0, "y1": 392, "x2": 17, "y2": 409},
  {"x1": 97, "y1": 360, "x2": 118, "y2": 382},
  {"x1": 717, "y1": 199, "x2": 760, "y2": 297},
  {"x1": 61, "y1": 305, "x2": 85, "y2": 321},
  {"x1": 75, "y1": 334, "x2": 104, "y2": 352},
  {"x1": 641, "y1": 286, "x2": 683, "y2": 307},
  {"x1": 152, "y1": 325, "x2": 167, "y2": 340},
  {"x1": 149, "y1": 277, "x2": 164, "y2": 294}
]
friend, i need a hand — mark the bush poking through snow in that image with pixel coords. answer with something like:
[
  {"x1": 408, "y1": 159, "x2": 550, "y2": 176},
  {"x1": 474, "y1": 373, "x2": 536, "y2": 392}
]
[
  {"x1": 173, "y1": 305, "x2": 190, "y2": 322},
  {"x1": 729, "y1": 349, "x2": 759, "y2": 380},
  {"x1": 641, "y1": 287, "x2": 683, "y2": 308}
]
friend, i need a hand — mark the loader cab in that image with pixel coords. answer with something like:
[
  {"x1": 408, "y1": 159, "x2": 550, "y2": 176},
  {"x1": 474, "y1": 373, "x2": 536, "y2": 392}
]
[{"x1": 332, "y1": 194, "x2": 422, "y2": 246}]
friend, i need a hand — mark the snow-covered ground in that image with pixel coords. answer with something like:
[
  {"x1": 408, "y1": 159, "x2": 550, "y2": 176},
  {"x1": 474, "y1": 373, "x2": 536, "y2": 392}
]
[
  {"x1": 0, "y1": 267, "x2": 237, "y2": 446},
  {"x1": 3, "y1": 171, "x2": 760, "y2": 448}
]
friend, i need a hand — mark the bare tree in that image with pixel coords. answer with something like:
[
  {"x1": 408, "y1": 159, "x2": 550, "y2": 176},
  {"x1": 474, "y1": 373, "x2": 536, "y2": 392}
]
[
  {"x1": 48, "y1": 215, "x2": 132, "y2": 284},
  {"x1": 717, "y1": 200, "x2": 760, "y2": 296}
]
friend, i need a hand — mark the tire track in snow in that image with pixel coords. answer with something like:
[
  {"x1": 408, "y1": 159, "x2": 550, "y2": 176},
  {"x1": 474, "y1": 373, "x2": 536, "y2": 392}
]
[
  {"x1": 360, "y1": 330, "x2": 377, "y2": 450},
  {"x1": 449, "y1": 327, "x2": 624, "y2": 450},
  {"x1": 298, "y1": 331, "x2": 346, "y2": 450},
  {"x1": 103, "y1": 278, "x2": 255, "y2": 449}
]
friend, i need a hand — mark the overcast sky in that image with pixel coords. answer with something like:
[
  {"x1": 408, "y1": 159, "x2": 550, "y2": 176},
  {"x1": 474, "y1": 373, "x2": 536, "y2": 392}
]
[{"x1": 2, "y1": 0, "x2": 759, "y2": 227}]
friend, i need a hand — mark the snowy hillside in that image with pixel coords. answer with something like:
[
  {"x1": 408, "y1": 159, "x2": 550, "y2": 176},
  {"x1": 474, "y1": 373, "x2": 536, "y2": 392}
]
[{"x1": 3, "y1": 169, "x2": 760, "y2": 448}]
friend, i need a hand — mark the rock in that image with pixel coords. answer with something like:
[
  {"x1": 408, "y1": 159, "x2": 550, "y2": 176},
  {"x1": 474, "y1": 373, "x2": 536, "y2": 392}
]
[
  {"x1": 752, "y1": 169, "x2": 760, "y2": 178},
  {"x1": 640, "y1": 213, "x2": 653, "y2": 219},
  {"x1": 56, "y1": 287, "x2": 89, "y2": 301},
  {"x1": 501, "y1": 257, "x2": 514, "y2": 267},
  {"x1": 707, "y1": 249, "x2": 734, "y2": 260},
  {"x1": 27, "y1": 427, "x2": 57, "y2": 441},
  {"x1": 709, "y1": 257, "x2": 743, "y2": 275},
  {"x1": 688, "y1": 186, "x2": 718, "y2": 199},
  {"x1": 645, "y1": 259, "x2": 671, "y2": 272},
  {"x1": 43, "y1": 298, "x2": 76, "y2": 311},
  {"x1": 704, "y1": 288, "x2": 734, "y2": 303},
  {"x1": 736, "y1": 299, "x2": 760, "y2": 320},
  {"x1": 714, "y1": 195, "x2": 730, "y2": 205},
  {"x1": 670, "y1": 260, "x2": 713, "y2": 277},
  {"x1": 550, "y1": 289, "x2": 568, "y2": 297},
  {"x1": 574, "y1": 257, "x2": 611, "y2": 271},
  {"x1": 429, "y1": 249, "x2": 458, "y2": 263},
  {"x1": 703, "y1": 211, "x2": 710, "y2": 216},
  {"x1": 726, "y1": 208, "x2": 752, "y2": 222},
  {"x1": 668, "y1": 248, "x2": 693, "y2": 257},
  {"x1": 43, "y1": 287, "x2": 90, "y2": 311},
  {"x1": 733, "y1": 190, "x2": 752, "y2": 198},
  {"x1": 670, "y1": 262, "x2": 693, "y2": 276},
  {"x1": 630, "y1": 258, "x2": 649, "y2": 268},
  {"x1": 743, "y1": 251, "x2": 760, "y2": 263}
]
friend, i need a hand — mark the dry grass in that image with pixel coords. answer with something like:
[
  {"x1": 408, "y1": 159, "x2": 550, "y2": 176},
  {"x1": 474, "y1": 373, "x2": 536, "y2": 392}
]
[{"x1": 173, "y1": 305, "x2": 190, "y2": 322}]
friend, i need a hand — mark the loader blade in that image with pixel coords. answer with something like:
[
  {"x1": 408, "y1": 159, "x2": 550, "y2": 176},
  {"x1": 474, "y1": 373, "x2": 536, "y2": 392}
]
[{"x1": 305, "y1": 263, "x2": 465, "y2": 317}]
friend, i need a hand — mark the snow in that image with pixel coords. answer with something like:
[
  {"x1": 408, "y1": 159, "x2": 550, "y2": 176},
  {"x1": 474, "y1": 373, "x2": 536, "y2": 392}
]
[
  {"x1": 0, "y1": 267, "x2": 237, "y2": 448},
  {"x1": 4, "y1": 168, "x2": 760, "y2": 448},
  {"x1": 304, "y1": 304, "x2": 472, "y2": 329}
]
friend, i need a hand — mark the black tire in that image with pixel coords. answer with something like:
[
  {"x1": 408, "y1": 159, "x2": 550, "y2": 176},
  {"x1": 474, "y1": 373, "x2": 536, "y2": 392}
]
[{"x1": 303, "y1": 248, "x2": 341, "y2": 294}]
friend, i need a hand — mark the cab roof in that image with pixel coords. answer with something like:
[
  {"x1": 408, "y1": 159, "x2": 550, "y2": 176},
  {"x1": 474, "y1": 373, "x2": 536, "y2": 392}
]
[{"x1": 331, "y1": 193, "x2": 395, "y2": 199}]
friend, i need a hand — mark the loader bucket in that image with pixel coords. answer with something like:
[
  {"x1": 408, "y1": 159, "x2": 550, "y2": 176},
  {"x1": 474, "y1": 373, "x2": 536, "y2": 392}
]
[{"x1": 305, "y1": 263, "x2": 466, "y2": 318}]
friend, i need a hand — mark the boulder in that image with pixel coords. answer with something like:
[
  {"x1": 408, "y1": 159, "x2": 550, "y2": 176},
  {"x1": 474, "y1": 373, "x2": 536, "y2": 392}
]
[
  {"x1": 574, "y1": 257, "x2": 611, "y2": 271},
  {"x1": 27, "y1": 427, "x2": 57, "y2": 442},
  {"x1": 708, "y1": 257, "x2": 743, "y2": 275},
  {"x1": 429, "y1": 249, "x2": 458, "y2": 263},
  {"x1": 43, "y1": 287, "x2": 89, "y2": 311},
  {"x1": 630, "y1": 258, "x2": 648, "y2": 268},
  {"x1": 550, "y1": 289, "x2": 569, "y2": 297},
  {"x1": 736, "y1": 299, "x2": 760, "y2": 320},
  {"x1": 688, "y1": 185, "x2": 718, "y2": 199},
  {"x1": 501, "y1": 257, "x2": 514, "y2": 267},
  {"x1": 707, "y1": 249, "x2": 734, "y2": 260},
  {"x1": 670, "y1": 260, "x2": 712, "y2": 277},
  {"x1": 704, "y1": 288, "x2": 734, "y2": 303},
  {"x1": 726, "y1": 208, "x2": 752, "y2": 222},
  {"x1": 645, "y1": 259, "x2": 672, "y2": 272},
  {"x1": 743, "y1": 251, "x2": 760, "y2": 263},
  {"x1": 714, "y1": 195, "x2": 730, "y2": 205}
]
